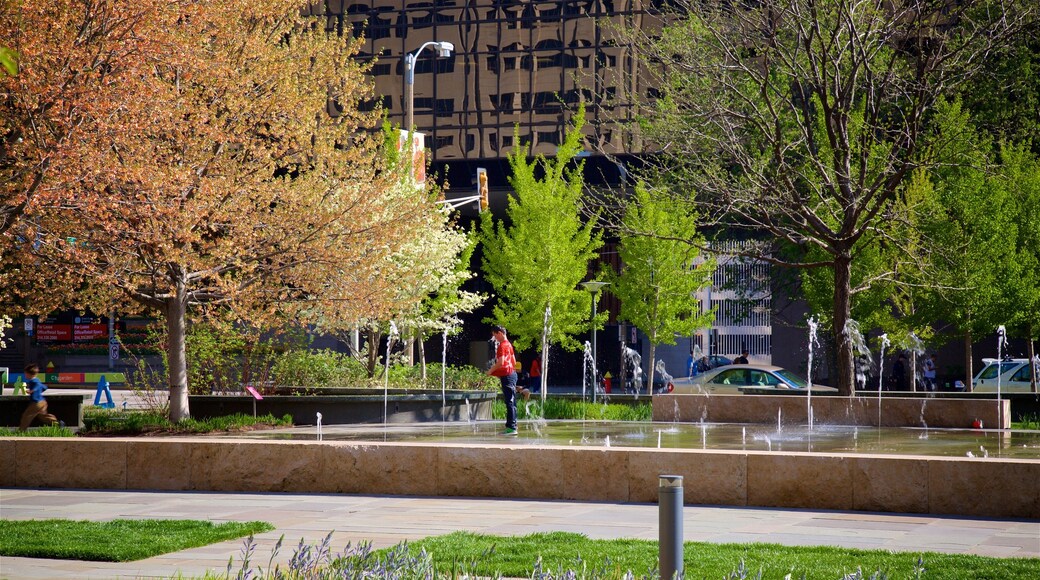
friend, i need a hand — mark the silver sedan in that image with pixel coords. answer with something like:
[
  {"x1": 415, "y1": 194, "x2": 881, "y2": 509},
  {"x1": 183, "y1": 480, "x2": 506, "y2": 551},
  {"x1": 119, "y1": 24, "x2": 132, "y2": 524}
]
[{"x1": 671, "y1": 364, "x2": 839, "y2": 395}]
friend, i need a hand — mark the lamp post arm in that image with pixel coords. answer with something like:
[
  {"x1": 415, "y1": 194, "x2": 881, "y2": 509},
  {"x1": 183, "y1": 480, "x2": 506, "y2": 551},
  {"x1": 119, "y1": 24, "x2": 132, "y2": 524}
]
[{"x1": 404, "y1": 41, "x2": 452, "y2": 133}]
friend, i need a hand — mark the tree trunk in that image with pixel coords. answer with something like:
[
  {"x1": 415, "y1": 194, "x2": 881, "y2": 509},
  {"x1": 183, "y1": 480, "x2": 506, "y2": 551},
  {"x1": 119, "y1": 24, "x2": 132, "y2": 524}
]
[
  {"x1": 832, "y1": 254, "x2": 855, "y2": 396},
  {"x1": 165, "y1": 285, "x2": 190, "y2": 422},
  {"x1": 964, "y1": 331, "x2": 974, "y2": 392},
  {"x1": 403, "y1": 335, "x2": 415, "y2": 367},
  {"x1": 418, "y1": 335, "x2": 427, "y2": 382},
  {"x1": 365, "y1": 328, "x2": 380, "y2": 377}
]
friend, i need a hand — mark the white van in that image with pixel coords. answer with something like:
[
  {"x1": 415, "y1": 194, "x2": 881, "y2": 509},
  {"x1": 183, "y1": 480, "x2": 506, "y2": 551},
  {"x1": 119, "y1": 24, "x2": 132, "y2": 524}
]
[{"x1": 972, "y1": 358, "x2": 1039, "y2": 393}]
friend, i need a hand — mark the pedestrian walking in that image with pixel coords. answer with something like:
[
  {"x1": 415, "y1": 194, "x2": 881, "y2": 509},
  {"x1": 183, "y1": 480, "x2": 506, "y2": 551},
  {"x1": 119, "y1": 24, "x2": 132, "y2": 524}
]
[
  {"x1": 923, "y1": 354, "x2": 938, "y2": 391},
  {"x1": 525, "y1": 352, "x2": 542, "y2": 400},
  {"x1": 487, "y1": 326, "x2": 518, "y2": 435},
  {"x1": 892, "y1": 354, "x2": 907, "y2": 391}
]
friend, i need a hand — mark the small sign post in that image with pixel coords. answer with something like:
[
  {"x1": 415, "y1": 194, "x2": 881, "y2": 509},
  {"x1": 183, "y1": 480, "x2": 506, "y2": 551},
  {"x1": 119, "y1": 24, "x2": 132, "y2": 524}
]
[{"x1": 245, "y1": 385, "x2": 263, "y2": 417}]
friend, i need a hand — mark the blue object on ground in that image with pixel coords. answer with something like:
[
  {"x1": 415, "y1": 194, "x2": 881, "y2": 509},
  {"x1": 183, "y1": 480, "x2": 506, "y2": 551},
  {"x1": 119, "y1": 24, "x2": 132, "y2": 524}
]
[{"x1": 94, "y1": 376, "x2": 115, "y2": 408}]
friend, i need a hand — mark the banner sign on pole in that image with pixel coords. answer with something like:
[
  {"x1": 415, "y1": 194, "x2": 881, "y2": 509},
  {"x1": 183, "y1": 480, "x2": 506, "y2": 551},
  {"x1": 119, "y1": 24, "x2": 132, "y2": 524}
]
[{"x1": 397, "y1": 129, "x2": 426, "y2": 187}]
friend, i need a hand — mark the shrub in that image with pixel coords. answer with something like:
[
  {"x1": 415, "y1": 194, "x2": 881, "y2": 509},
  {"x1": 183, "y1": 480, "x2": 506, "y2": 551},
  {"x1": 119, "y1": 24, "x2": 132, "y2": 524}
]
[
  {"x1": 270, "y1": 349, "x2": 367, "y2": 389},
  {"x1": 387, "y1": 362, "x2": 499, "y2": 391},
  {"x1": 82, "y1": 408, "x2": 292, "y2": 435}
]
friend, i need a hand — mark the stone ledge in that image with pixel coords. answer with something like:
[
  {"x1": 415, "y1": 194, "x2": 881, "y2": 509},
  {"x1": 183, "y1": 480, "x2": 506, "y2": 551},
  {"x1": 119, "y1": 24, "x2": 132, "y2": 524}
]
[
  {"x1": 654, "y1": 394, "x2": 1009, "y2": 429},
  {"x1": 2, "y1": 437, "x2": 1036, "y2": 519}
]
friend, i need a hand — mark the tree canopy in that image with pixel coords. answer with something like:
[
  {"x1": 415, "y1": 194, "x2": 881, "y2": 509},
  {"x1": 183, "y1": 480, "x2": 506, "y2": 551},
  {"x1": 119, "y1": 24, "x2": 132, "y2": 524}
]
[
  {"x1": 602, "y1": 183, "x2": 716, "y2": 389},
  {"x1": 631, "y1": 0, "x2": 1025, "y2": 394},
  {"x1": 479, "y1": 110, "x2": 603, "y2": 372},
  {"x1": 2, "y1": 0, "x2": 438, "y2": 419}
]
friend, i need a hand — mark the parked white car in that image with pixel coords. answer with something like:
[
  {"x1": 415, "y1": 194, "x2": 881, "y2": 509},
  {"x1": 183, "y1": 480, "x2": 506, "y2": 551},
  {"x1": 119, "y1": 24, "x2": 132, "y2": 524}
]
[
  {"x1": 972, "y1": 358, "x2": 1039, "y2": 393},
  {"x1": 671, "y1": 364, "x2": 839, "y2": 395}
]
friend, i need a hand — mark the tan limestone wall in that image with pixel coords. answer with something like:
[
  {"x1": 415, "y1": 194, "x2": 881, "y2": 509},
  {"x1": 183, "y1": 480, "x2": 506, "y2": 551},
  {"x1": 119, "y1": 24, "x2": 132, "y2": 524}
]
[{"x1": 2, "y1": 437, "x2": 1037, "y2": 518}]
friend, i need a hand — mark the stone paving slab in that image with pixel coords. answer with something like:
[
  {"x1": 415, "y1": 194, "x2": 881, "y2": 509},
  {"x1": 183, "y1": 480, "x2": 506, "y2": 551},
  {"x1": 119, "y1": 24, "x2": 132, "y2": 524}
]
[{"x1": 0, "y1": 488, "x2": 1037, "y2": 579}]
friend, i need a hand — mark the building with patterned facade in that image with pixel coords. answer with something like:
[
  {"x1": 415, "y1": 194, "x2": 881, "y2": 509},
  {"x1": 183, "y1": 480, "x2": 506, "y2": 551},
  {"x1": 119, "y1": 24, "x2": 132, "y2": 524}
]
[{"x1": 306, "y1": 0, "x2": 652, "y2": 164}]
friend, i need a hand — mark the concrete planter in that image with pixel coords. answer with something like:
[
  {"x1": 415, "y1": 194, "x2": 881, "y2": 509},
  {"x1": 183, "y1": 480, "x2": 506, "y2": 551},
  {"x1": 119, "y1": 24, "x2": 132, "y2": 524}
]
[
  {"x1": 188, "y1": 390, "x2": 496, "y2": 425},
  {"x1": 0, "y1": 394, "x2": 84, "y2": 428}
]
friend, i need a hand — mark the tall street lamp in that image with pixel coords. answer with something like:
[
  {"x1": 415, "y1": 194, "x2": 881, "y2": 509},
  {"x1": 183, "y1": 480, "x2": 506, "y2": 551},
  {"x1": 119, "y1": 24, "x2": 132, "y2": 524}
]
[
  {"x1": 582, "y1": 280, "x2": 609, "y2": 403},
  {"x1": 399, "y1": 41, "x2": 452, "y2": 368},
  {"x1": 404, "y1": 41, "x2": 454, "y2": 132}
]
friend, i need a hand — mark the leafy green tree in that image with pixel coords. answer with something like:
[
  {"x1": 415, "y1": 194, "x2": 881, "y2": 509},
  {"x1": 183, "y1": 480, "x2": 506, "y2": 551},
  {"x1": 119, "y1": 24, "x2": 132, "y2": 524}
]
[
  {"x1": 313, "y1": 126, "x2": 483, "y2": 379},
  {"x1": 409, "y1": 230, "x2": 485, "y2": 380},
  {"x1": 384, "y1": 214, "x2": 484, "y2": 380},
  {"x1": 602, "y1": 183, "x2": 716, "y2": 389},
  {"x1": 959, "y1": 17, "x2": 1040, "y2": 153},
  {"x1": 631, "y1": 0, "x2": 1021, "y2": 395},
  {"x1": 480, "y1": 108, "x2": 603, "y2": 390},
  {"x1": 999, "y1": 145, "x2": 1040, "y2": 389},
  {"x1": 911, "y1": 101, "x2": 1026, "y2": 386}
]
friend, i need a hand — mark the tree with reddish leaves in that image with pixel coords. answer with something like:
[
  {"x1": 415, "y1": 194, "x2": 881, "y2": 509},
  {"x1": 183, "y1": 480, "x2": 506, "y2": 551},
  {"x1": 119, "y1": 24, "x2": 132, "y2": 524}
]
[{"x1": 3, "y1": 0, "x2": 438, "y2": 420}]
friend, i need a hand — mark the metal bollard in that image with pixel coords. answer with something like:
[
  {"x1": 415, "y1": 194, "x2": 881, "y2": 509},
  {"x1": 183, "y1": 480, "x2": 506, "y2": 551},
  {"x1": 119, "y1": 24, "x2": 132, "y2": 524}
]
[{"x1": 659, "y1": 474, "x2": 684, "y2": 579}]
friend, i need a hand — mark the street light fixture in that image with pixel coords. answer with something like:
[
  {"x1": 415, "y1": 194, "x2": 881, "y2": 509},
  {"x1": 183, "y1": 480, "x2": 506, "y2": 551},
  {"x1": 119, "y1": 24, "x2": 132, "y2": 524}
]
[
  {"x1": 404, "y1": 41, "x2": 455, "y2": 132},
  {"x1": 582, "y1": 280, "x2": 609, "y2": 403}
]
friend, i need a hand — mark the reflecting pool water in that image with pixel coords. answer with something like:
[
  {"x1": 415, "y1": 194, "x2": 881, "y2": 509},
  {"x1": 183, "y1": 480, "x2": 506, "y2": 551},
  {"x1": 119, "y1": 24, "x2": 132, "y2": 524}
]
[{"x1": 226, "y1": 420, "x2": 1040, "y2": 459}]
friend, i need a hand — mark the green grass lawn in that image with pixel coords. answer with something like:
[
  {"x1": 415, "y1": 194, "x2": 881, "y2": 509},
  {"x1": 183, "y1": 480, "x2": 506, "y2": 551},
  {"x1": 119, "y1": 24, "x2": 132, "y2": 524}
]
[
  {"x1": 0, "y1": 519, "x2": 273, "y2": 562},
  {"x1": 5, "y1": 523, "x2": 1037, "y2": 578},
  {"x1": 405, "y1": 531, "x2": 1040, "y2": 579}
]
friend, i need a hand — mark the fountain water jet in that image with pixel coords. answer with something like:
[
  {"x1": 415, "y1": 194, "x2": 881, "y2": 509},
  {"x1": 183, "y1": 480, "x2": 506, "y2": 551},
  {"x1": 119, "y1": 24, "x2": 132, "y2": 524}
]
[
  {"x1": 539, "y1": 305, "x2": 552, "y2": 402},
  {"x1": 845, "y1": 320, "x2": 873, "y2": 392},
  {"x1": 877, "y1": 333, "x2": 890, "y2": 427},
  {"x1": 581, "y1": 341, "x2": 594, "y2": 405},
  {"x1": 623, "y1": 346, "x2": 644, "y2": 397},
  {"x1": 997, "y1": 325, "x2": 1007, "y2": 428},
  {"x1": 689, "y1": 344, "x2": 704, "y2": 378},
  {"x1": 441, "y1": 327, "x2": 449, "y2": 419},
  {"x1": 806, "y1": 316, "x2": 819, "y2": 429},
  {"x1": 383, "y1": 321, "x2": 399, "y2": 424}
]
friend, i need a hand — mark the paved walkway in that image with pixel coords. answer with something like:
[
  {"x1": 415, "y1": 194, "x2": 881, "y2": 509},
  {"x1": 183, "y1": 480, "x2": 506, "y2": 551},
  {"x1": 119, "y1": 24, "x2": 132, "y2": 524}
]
[{"x1": 1, "y1": 488, "x2": 1037, "y2": 579}]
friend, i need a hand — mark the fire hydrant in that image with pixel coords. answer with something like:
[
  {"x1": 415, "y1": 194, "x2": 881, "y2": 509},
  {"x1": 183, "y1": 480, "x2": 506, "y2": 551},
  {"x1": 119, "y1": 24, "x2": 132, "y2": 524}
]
[{"x1": 603, "y1": 371, "x2": 612, "y2": 393}]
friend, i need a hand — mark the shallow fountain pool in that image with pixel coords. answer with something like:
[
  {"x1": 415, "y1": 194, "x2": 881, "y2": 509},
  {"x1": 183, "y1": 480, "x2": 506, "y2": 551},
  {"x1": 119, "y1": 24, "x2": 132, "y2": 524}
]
[{"x1": 227, "y1": 420, "x2": 1040, "y2": 459}]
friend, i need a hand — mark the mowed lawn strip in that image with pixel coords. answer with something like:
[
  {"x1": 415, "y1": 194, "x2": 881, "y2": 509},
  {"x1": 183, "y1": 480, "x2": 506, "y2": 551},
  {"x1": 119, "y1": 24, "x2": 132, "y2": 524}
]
[
  {"x1": 407, "y1": 531, "x2": 1040, "y2": 580},
  {"x1": 0, "y1": 518, "x2": 273, "y2": 562}
]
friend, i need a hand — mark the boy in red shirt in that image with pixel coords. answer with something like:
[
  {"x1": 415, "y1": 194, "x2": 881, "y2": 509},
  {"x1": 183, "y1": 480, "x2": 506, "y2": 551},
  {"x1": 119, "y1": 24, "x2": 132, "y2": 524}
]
[{"x1": 487, "y1": 325, "x2": 518, "y2": 435}]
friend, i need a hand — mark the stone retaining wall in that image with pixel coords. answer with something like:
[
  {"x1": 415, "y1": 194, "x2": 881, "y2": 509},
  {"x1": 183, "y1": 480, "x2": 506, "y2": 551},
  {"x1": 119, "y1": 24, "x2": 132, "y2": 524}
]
[
  {"x1": 2, "y1": 437, "x2": 1036, "y2": 519},
  {"x1": 188, "y1": 392, "x2": 497, "y2": 425},
  {"x1": 654, "y1": 394, "x2": 1010, "y2": 429}
]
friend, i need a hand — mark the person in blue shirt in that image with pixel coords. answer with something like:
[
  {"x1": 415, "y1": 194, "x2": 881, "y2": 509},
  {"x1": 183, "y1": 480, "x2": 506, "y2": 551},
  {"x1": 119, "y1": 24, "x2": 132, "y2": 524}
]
[
  {"x1": 19, "y1": 364, "x2": 60, "y2": 431},
  {"x1": 686, "y1": 350, "x2": 698, "y2": 378}
]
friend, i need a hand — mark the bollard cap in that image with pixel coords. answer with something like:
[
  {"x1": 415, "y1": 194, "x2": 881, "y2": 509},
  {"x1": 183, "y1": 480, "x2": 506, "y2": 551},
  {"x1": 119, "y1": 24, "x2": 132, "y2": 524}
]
[{"x1": 658, "y1": 475, "x2": 683, "y2": 488}]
